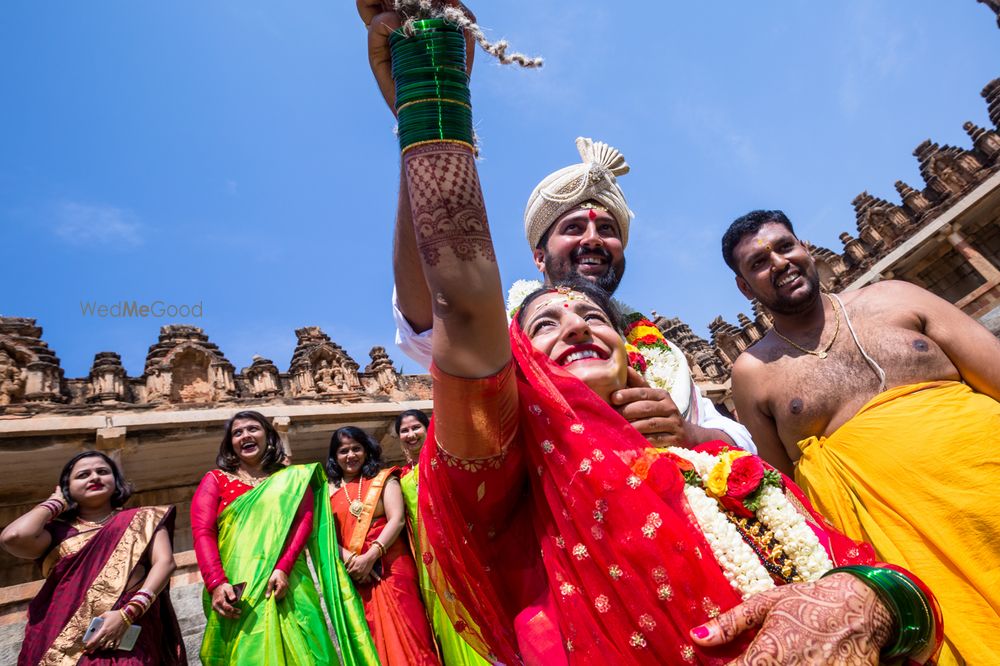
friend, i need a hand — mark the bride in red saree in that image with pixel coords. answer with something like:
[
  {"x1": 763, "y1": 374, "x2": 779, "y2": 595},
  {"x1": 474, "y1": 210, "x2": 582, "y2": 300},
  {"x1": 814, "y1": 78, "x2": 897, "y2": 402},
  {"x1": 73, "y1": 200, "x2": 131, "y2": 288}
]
[
  {"x1": 1, "y1": 451, "x2": 185, "y2": 665},
  {"x1": 327, "y1": 426, "x2": 440, "y2": 666},
  {"x1": 358, "y1": 6, "x2": 941, "y2": 663}
]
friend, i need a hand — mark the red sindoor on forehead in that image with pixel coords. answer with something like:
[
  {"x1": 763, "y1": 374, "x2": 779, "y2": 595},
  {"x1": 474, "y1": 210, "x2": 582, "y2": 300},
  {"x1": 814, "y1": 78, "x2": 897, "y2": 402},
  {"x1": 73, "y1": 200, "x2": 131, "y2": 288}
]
[{"x1": 587, "y1": 209, "x2": 599, "y2": 221}]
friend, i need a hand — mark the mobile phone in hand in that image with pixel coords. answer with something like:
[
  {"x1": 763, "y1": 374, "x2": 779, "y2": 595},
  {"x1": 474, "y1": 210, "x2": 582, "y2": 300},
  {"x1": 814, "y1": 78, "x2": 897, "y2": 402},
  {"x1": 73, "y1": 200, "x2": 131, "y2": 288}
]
[
  {"x1": 231, "y1": 581, "x2": 247, "y2": 602},
  {"x1": 82, "y1": 617, "x2": 104, "y2": 644},
  {"x1": 118, "y1": 624, "x2": 142, "y2": 651}
]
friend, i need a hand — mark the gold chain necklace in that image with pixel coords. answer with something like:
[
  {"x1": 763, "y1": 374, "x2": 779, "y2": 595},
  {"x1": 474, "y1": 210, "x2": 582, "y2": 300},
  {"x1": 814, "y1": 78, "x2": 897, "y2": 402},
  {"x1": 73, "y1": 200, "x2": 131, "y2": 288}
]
[
  {"x1": 76, "y1": 509, "x2": 119, "y2": 529},
  {"x1": 234, "y1": 469, "x2": 268, "y2": 487},
  {"x1": 341, "y1": 477, "x2": 364, "y2": 518},
  {"x1": 770, "y1": 293, "x2": 841, "y2": 359}
]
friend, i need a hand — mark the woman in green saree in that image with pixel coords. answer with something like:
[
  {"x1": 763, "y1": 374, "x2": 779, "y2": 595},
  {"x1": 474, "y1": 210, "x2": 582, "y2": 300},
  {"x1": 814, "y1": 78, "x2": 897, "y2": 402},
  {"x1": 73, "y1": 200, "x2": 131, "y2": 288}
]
[
  {"x1": 191, "y1": 410, "x2": 377, "y2": 665},
  {"x1": 396, "y1": 410, "x2": 487, "y2": 666}
]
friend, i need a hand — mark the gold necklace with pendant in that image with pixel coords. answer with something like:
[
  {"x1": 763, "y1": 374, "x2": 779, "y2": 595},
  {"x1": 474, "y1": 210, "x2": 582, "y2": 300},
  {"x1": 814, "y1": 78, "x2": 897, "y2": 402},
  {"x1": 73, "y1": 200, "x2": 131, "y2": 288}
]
[{"x1": 341, "y1": 477, "x2": 364, "y2": 518}]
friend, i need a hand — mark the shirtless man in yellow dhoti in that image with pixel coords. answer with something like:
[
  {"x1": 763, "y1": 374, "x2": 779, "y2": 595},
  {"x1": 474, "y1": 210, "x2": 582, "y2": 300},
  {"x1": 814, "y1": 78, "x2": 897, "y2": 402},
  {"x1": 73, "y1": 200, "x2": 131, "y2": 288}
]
[{"x1": 721, "y1": 209, "x2": 1000, "y2": 665}]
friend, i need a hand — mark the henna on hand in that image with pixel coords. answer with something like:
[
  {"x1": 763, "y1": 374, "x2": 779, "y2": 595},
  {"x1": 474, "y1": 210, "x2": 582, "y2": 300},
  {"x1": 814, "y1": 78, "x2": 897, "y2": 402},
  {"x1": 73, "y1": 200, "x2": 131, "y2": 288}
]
[
  {"x1": 692, "y1": 572, "x2": 894, "y2": 665},
  {"x1": 403, "y1": 142, "x2": 495, "y2": 267}
]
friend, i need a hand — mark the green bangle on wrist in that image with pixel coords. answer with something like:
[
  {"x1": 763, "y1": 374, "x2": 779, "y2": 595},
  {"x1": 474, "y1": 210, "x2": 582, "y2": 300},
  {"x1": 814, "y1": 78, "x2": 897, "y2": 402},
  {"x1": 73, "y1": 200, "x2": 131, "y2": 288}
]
[
  {"x1": 823, "y1": 565, "x2": 934, "y2": 660},
  {"x1": 390, "y1": 18, "x2": 474, "y2": 152}
]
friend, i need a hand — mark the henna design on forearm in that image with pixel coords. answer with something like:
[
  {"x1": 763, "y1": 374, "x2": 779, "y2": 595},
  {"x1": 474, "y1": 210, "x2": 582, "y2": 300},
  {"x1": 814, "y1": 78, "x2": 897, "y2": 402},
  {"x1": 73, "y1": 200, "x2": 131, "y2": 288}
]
[
  {"x1": 403, "y1": 142, "x2": 495, "y2": 267},
  {"x1": 730, "y1": 573, "x2": 893, "y2": 665}
]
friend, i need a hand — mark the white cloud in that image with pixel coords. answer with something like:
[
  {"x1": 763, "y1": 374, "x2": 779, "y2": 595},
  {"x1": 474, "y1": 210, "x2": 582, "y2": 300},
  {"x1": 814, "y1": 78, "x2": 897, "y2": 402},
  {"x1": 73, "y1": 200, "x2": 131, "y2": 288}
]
[{"x1": 53, "y1": 202, "x2": 144, "y2": 247}]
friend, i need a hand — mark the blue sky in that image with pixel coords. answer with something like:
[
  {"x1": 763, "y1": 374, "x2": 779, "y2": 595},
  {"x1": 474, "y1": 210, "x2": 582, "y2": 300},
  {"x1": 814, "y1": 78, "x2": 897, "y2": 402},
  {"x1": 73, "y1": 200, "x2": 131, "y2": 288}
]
[{"x1": 2, "y1": 2, "x2": 998, "y2": 378}]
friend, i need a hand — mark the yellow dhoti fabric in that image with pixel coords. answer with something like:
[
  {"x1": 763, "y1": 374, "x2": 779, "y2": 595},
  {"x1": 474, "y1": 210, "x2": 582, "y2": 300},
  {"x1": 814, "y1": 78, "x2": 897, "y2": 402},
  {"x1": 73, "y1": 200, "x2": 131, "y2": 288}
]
[{"x1": 796, "y1": 381, "x2": 1000, "y2": 665}]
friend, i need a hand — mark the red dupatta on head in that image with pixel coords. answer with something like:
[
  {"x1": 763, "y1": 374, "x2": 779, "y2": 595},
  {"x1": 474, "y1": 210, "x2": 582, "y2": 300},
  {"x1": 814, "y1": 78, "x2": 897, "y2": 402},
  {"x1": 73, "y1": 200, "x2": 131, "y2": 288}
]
[{"x1": 419, "y1": 318, "x2": 750, "y2": 665}]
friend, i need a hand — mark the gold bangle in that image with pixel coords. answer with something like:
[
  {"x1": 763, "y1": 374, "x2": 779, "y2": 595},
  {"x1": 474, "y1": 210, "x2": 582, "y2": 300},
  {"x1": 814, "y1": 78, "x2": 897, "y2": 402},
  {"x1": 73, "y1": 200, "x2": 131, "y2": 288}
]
[
  {"x1": 400, "y1": 138, "x2": 476, "y2": 158},
  {"x1": 396, "y1": 97, "x2": 473, "y2": 113},
  {"x1": 373, "y1": 541, "x2": 387, "y2": 558},
  {"x1": 119, "y1": 609, "x2": 132, "y2": 627},
  {"x1": 346, "y1": 552, "x2": 357, "y2": 567}
]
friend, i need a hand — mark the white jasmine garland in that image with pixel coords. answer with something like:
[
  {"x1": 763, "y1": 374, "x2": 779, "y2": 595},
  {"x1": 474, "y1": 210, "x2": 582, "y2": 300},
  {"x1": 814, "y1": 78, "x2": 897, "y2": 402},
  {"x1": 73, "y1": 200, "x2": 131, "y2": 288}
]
[
  {"x1": 755, "y1": 485, "x2": 833, "y2": 581},
  {"x1": 667, "y1": 447, "x2": 834, "y2": 597},
  {"x1": 636, "y1": 344, "x2": 681, "y2": 395},
  {"x1": 682, "y1": 484, "x2": 774, "y2": 598},
  {"x1": 507, "y1": 279, "x2": 543, "y2": 317}
]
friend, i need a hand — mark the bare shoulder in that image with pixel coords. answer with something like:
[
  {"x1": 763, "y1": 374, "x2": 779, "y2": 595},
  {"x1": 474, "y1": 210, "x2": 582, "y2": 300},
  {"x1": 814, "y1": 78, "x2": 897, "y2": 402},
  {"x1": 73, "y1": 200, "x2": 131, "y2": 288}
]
[
  {"x1": 732, "y1": 344, "x2": 766, "y2": 379},
  {"x1": 849, "y1": 280, "x2": 932, "y2": 311},
  {"x1": 732, "y1": 341, "x2": 776, "y2": 405}
]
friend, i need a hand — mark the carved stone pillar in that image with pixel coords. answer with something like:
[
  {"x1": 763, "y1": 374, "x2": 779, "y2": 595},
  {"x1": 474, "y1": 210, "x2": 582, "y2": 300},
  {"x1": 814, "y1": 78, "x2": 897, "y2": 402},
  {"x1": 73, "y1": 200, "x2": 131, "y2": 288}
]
[
  {"x1": 210, "y1": 361, "x2": 237, "y2": 400},
  {"x1": 366, "y1": 346, "x2": 399, "y2": 393},
  {"x1": 23, "y1": 361, "x2": 63, "y2": 402},
  {"x1": 95, "y1": 426, "x2": 128, "y2": 470},
  {"x1": 89, "y1": 352, "x2": 127, "y2": 403},
  {"x1": 946, "y1": 229, "x2": 1000, "y2": 282},
  {"x1": 144, "y1": 367, "x2": 172, "y2": 403},
  {"x1": 245, "y1": 356, "x2": 281, "y2": 397},
  {"x1": 272, "y1": 416, "x2": 292, "y2": 460}
]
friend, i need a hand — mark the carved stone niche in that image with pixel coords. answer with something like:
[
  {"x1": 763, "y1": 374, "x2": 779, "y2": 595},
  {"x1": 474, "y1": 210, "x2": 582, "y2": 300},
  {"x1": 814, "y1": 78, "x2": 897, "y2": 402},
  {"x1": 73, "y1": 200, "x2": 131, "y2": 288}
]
[
  {"x1": 806, "y1": 244, "x2": 847, "y2": 291},
  {"x1": 288, "y1": 327, "x2": 362, "y2": 398},
  {"x1": 0, "y1": 317, "x2": 66, "y2": 404},
  {"x1": 0, "y1": 345, "x2": 28, "y2": 406},
  {"x1": 88, "y1": 352, "x2": 127, "y2": 404},
  {"x1": 365, "y1": 346, "x2": 398, "y2": 393},
  {"x1": 23, "y1": 361, "x2": 65, "y2": 402},
  {"x1": 851, "y1": 192, "x2": 912, "y2": 250},
  {"x1": 142, "y1": 325, "x2": 236, "y2": 404},
  {"x1": 244, "y1": 355, "x2": 282, "y2": 398},
  {"x1": 915, "y1": 141, "x2": 985, "y2": 201}
]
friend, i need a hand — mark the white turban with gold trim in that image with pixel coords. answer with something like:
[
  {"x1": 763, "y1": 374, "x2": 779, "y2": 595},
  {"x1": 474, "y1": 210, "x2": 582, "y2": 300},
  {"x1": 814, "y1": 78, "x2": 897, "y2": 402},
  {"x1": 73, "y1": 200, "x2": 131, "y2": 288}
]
[{"x1": 523, "y1": 137, "x2": 634, "y2": 250}]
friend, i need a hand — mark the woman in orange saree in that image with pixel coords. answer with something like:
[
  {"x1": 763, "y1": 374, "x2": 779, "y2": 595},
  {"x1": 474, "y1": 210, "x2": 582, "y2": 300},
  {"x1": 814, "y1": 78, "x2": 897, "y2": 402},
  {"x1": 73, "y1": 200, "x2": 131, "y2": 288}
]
[
  {"x1": 327, "y1": 426, "x2": 440, "y2": 666},
  {"x1": 2, "y1": 451, "x2": 185, "y2": 665}
]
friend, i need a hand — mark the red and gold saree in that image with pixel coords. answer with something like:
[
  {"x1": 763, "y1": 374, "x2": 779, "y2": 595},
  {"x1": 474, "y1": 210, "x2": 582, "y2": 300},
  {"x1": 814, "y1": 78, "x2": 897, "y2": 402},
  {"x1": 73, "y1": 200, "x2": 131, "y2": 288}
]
[{"x1": 18, "y1": 505, "x2": 185, "y2": 666}]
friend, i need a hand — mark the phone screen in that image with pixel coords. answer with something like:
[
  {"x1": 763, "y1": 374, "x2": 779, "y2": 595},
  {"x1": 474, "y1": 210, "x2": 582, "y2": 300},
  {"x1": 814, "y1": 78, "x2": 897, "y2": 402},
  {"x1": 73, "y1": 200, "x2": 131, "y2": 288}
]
[{"x1": 231, "y1": 581, "x2": 247, "y2": 602}]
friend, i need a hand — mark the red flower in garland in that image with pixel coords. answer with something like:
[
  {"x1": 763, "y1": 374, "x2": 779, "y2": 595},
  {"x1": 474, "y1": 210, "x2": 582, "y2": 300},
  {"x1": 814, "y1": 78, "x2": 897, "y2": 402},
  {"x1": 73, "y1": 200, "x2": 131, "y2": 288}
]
[
  {"x1": 632, "y1": 334, "x2": 661, "y2": 346},
  {"x1": 628, "y1": 351, "x2": 647, "y2": 373},
  {"x1": 662, "y1": 451, "x2": 694, "y2": 473},
  {"x1": 726, "y1": 455, "x2": 765, "y2": 500},
  {"x1": 694, "y1": 440, "x2": 735, "y2": 457},
  {"x1": 719, "y1": 494, "x2": 755, "y2": 519}
]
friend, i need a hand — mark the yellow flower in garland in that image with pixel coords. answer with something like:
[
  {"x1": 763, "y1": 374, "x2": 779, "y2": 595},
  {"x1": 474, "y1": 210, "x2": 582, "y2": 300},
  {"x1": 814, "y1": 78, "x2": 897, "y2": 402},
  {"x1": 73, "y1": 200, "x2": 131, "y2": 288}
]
[{"x1": 705, "y1": 450, "x2": 751, "y2": 497}]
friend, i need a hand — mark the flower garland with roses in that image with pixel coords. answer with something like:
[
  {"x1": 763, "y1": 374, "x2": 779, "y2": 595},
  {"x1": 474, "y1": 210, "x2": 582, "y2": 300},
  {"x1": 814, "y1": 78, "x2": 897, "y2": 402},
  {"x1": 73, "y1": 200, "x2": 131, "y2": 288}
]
[{"x1": 662, "y1": 442, "x2": 834, "y2": 599}]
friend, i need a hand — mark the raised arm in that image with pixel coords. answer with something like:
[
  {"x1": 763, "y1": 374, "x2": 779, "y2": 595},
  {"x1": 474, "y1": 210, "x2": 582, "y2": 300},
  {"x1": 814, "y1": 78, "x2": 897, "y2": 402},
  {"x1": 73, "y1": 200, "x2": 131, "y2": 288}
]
[
  {"x1": 0, "y1": 486, "x2": 59, "y2": 560},
  {"x1": 359, "y1": 0, "x2": 477, "y2": 340},
  {"x1": 402, "y1": 143, "x2": 510, "y2": 377}
]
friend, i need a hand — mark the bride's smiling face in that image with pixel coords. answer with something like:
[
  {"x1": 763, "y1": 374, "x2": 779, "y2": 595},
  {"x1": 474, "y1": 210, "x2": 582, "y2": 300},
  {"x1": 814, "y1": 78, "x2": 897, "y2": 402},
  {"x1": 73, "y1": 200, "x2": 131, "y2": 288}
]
[{"x1": 520, "y1": 289, "x2": 629, "y2": 402}]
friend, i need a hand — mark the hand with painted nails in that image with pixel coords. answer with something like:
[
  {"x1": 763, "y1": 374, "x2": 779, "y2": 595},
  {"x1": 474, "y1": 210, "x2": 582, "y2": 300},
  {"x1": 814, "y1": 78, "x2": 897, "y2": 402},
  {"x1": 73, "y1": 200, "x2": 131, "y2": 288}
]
[{"x1": 689, "y1": 573, "x2": 894, "y2": 665}]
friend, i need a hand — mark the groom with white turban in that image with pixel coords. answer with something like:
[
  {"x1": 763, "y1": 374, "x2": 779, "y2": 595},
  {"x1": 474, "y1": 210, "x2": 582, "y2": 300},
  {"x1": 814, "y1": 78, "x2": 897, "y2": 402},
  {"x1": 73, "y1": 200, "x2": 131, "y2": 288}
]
[{"x1": 392, "y1": 136, "x2": 754, "y2": 450}]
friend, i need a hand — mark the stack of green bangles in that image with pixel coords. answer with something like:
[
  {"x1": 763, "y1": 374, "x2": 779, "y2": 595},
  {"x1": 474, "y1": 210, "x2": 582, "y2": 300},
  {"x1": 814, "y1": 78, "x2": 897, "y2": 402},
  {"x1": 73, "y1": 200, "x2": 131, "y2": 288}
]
[
  {"x1": 391, "y1": 18, "x2": 474, "y2": 153},
  {"x1": 824, "y1": 565, "x2": 937, "y2": 660}
]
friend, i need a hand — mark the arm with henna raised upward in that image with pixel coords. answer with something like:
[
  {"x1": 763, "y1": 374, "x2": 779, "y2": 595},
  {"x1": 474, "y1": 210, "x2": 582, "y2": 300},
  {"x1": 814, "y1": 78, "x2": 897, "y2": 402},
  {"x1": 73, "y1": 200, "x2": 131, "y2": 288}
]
[{"x1": 402, "y1": 142, "x2": 510, "y2": 379}]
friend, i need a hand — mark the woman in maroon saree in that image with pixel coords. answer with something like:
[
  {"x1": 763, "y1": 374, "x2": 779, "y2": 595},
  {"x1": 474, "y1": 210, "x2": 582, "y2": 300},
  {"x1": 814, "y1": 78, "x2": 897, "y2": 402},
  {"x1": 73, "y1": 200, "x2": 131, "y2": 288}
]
[{"x1": 1, "y1": 451, "x2": 185, "y2": 665}]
